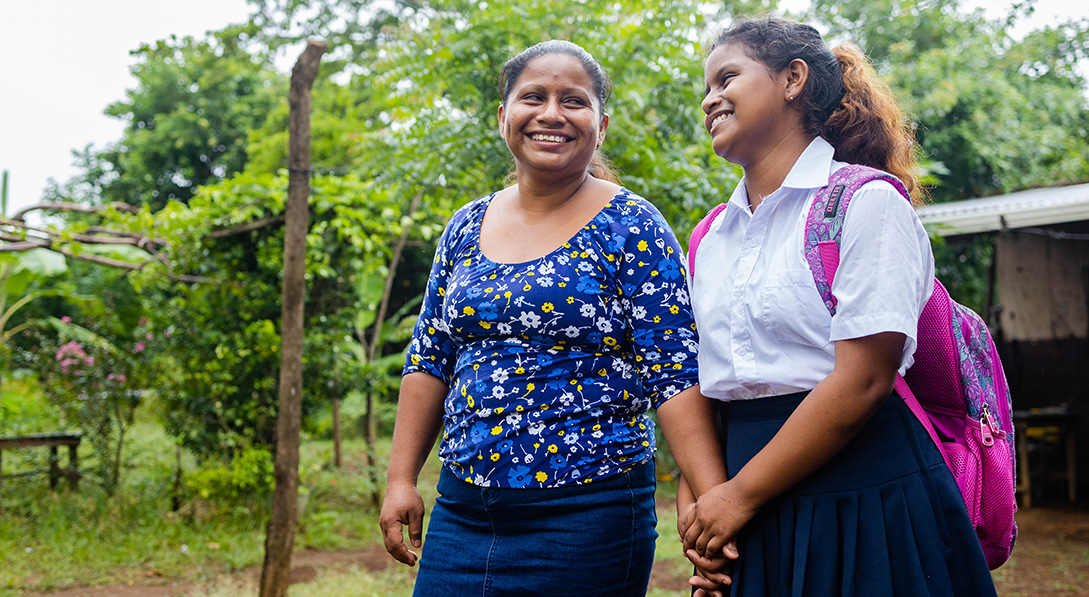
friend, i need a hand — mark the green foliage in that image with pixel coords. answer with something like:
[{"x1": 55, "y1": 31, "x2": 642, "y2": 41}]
[
  {"x1": 74, "y1": 30, "x2": 283, "y2": 210},
  {"x1": 0, "y1": 377, "x2": 62, "y2": 437},
  {"x1": 185, "y1": 446, "x2": 276, "y2": 502}
]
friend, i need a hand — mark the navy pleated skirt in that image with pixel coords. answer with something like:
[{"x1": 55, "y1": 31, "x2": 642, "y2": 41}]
[
  {"x1": 721, "y1": 391, "x2": 997, "y2": 597},
  {"x1": 413, "y1": 459, "x2": 657, "y2": 597}
]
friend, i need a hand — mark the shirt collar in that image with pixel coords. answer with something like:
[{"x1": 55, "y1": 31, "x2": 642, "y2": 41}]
[
  {"x1": 782, "y1": 136, "x2": 837, "y2": 190},
  {"x1": 726, "y1": 136, "x2": 836, "y2": 212}
]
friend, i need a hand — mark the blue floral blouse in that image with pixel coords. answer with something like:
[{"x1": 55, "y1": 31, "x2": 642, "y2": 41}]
[{"x1": 404, "y1": 187, "x2": 699, "y2": 488}]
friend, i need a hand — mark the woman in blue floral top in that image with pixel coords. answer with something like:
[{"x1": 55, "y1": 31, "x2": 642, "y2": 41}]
[{"x1": 379, "y1": 40, "x2": 726, "y2": 596}]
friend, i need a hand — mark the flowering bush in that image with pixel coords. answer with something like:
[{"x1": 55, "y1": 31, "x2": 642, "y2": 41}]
[{"x1": 29, "y1": 317, "x2": 163, "y2": 494}]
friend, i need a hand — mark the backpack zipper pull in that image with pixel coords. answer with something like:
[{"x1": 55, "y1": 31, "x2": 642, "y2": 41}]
[{"x1": 980, "y1": 404, "x2": 995, "y2": 447}]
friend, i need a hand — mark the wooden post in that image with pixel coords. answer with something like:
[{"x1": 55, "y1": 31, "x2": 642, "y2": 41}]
[
  {"x1": 332, "y1": 397, "x2": 342, "y2": 468},
  {"x1": 259, "y1": 39, "x2": 327, "y2": 597},
  {"x1": 49, "y1": 445, "x2": 59, "y2": 490}
]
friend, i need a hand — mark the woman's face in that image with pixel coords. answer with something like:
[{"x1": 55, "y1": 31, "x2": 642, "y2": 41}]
[
  {"x1": 499, "y1": 53, "x2": 608, "y2": 179},
  {"x1": 701, "y1": 42, "x2": 792, "y2": 167}
]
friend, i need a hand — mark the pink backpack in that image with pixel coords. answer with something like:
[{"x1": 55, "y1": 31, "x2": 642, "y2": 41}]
[{"x1": 688, "y1": 165, "x2": 1017, "y2": 569}]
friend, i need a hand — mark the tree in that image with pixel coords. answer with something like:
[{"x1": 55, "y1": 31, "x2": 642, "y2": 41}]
[
  {"x1": 82, "y1": 28, "x2": 282, "y2": 211},
  {"x1": 260, "y1": 39, "x2": 326, "y2": 597}
]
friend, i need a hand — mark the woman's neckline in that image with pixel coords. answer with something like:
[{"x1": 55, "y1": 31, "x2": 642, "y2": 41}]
[{"x1": 474, "y1": 187, "x2": 624, "y2": 266}]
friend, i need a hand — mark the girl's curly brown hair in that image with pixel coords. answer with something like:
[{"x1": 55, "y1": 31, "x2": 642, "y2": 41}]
[{"x1": 712, "y1": 17, "x2": 926, "y2": 204}]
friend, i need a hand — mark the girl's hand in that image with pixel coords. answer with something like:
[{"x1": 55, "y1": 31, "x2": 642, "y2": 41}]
[{"x1": 681, "y1": 480, "x2": 757, "y2": 559}]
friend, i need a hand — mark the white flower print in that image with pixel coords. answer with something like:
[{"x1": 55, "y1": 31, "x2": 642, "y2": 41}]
[
  {"x1": 491, "y1": 369, "x2": 509, "y2": 383},
  {"x1": 524, "y1": 453, "x2": 534, "y2": 464},
  {"x1": 579, "y1": 304, "x2": 596, "y2": 317},
  {"x1": 498, "y1": 322, "x2": 513, "y2": 335},
  {"x1": 539, "y1": 262, "x2": 556, "y2": 275},
  {"x1": 641, "y1": 282, "x2": 656, "y2": 295},
  {"x1": 564, "y1": 433, "x2": 579, "y2": 445},
  {"x1": 578, "y1": 262, "x2": 594, "y2": 273},
  {"x1": 632, "y1": 306, "x2": 647, "y2": 320},
  {"x1": 539, "y1": 276, "x2": 554, "y2": 287},
  {"x1": 529, "y1": 422, "x2": 545, "y2": 435},
  {"x1": 519, "y1": 311, "x2": 542, "y2": 328},
  {"x1": 563, "y1": 326, "x2": 580, "y2": 338},
  {"x1": 596, "y1": 319, "x2": 613, "y2": 333},
  {"x1": 505, "y1": 412, "x2": 522, "y2": 425}
]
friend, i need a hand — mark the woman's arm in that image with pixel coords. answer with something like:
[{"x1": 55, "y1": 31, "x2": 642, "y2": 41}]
[
  {"x1": 657, "y1": 386, "x2": 728, "y2": 498},
  {"x1": 682, "y1": 331, "x2": 905, "y2": 557},
  {"x1": 379, "y1": 372, "x2": 448, "y2": 566}
]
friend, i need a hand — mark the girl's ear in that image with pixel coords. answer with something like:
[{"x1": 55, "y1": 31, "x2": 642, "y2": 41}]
[{"x1": 784, "y1": 58, "x2": 809, "y2": 103}]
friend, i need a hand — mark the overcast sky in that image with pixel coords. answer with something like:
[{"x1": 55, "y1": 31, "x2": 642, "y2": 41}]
[{"x1": 1, "y1": 0, "x2": 1085, "y2": 216}]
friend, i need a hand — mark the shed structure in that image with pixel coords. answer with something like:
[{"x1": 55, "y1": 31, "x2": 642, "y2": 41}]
[{"x1": 917, "y1": 183, "x2": 1089, "y2": 505}]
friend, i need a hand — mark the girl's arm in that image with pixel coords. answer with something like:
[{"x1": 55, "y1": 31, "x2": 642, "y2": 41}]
[
  {"x1": 379, "y1": 372, "x2": 448, "y2": 566},
  {"x1": 681, "y1": 331, "x2": 904, "y2": 558}
]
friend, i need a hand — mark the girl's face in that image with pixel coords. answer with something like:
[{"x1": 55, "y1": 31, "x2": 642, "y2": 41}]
[
  {"x1": 701, "y1": 43, "x2": 794, "y2": 167},
  {"x1": 499, "y1": 53, "x2": 608, "y2": 179}
]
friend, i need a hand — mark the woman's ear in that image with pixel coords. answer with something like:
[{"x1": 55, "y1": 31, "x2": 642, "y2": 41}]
[
  {"x1": 497, "y1": 103, "x2": 506, "y2": 136},
  {"x1": 597, "y1": 112, "x2": 609, "y2": 148},
  {"x1": 784, "y1": 58, "x2": 809, "y2": 103}
]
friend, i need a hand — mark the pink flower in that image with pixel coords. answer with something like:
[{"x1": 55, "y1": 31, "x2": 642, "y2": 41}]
[
  {"x1": 134, "y1": 342, "x2": 146, "y2": 353},
  {"x1": 61, "y1": 316, "x2": 72, "y2": 323},
  {"x1": 146, "y1": 332, "x2": 153, "y2": 341}
]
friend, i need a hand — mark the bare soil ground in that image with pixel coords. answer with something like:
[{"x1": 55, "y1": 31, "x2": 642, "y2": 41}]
[{"x1": 23, "y1": 505, "x2": 1089, "y2": 597}]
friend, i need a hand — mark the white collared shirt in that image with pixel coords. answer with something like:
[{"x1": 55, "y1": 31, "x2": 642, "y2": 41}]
[{"x1": 691, "y1": 137, "x2": 934, "y2": 401}]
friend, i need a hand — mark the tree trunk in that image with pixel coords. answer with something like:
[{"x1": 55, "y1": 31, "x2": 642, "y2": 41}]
[{"x1": 259, "y1": 39, "x2": 326, "y2": 597}]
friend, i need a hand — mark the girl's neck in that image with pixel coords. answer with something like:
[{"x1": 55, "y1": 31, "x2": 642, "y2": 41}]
[{"x1": 743, "y1": 134, "x2": 815, "y2": 210}]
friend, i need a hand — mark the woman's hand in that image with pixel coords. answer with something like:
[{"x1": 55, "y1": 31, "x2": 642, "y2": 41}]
[
  {"x1": 379, "y1": 481, "x2": 425, "y2": 566},
  {"x1": 686, "y1": 545, "x2": 738, "y2": 595}
]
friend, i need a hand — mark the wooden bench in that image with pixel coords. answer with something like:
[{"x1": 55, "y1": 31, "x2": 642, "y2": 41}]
[{"x1": 0, "y1": 431, "x2": 82, "y2": 515}]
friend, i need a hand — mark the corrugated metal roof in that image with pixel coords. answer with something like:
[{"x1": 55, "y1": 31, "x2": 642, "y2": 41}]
[{"x1": 916, "y1": 183, "x2": 1089, "y2": 237}]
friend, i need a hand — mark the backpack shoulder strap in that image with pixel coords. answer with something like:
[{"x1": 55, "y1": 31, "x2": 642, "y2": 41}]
[
  {"x1": 803, "y1": 164, "x2": 911, "y2": 315},
  {"x1": 688, "y1": 203, "x2": 728, "y2": 278}
]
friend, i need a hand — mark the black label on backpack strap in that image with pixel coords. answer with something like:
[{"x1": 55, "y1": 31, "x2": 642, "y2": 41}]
[{"x1": 824, "y1": 184, "x2": 846, "y2": 219}]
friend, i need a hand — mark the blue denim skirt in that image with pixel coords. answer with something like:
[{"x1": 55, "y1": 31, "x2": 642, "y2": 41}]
[
  {"x1": 412, "y1": 459, "x2": 658, "y2": 597},
  {"x1": 722, "y1": 391, "x2": 997, "y2": 597}
]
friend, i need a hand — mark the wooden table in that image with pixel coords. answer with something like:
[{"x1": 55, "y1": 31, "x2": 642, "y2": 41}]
[
  {"x1": 0, "y1": 431, "x2": 82, "y2": 515},
  {"x1": 1013, "y1": 408, "x2": 1077, "y2": 508}
]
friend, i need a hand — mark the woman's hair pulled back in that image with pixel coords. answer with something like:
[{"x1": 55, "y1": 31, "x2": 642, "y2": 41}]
[
  {"x1": 498, "y1": 40, "x2": 619, "y2": 183},
  {"x1": 711, "y1": 17, "x2": 924, "y2": 202}
]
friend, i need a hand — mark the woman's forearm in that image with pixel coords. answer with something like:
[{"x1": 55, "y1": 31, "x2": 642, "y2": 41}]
[
  {"x1": 386, "y1": 372, "x2": 448, "y2": 486},
  {"x1": 658, "y1": 385, "x2": 729, "y2": 498}
]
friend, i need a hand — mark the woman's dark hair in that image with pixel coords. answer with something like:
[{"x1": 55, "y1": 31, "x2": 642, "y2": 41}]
[
  {"x1": 498, "y1": 40, "x2": 619, "y2": 183},
  {"x1": 711, "y1": 17, "x2": 925, "y2": 203}
]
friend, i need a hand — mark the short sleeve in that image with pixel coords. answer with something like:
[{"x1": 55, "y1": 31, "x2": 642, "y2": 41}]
[
  {"x1": 402, "y1": 209, "x2": 470, "y2": 384},
  {"x1": 829, "y1": 180, "x2": 935, "y2": 369},
  {"x1": 615, "y1": 198, "x2": 700, "y2": 408}
]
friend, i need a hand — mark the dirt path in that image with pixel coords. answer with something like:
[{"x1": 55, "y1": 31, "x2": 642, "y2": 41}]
[{"x1": 24, "y1": 506, "x2": 1089, "y2": 596}]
